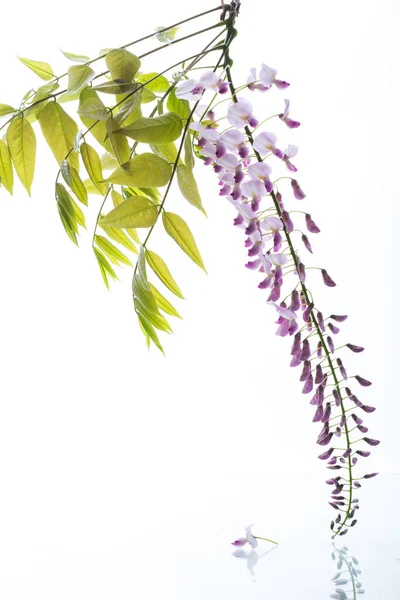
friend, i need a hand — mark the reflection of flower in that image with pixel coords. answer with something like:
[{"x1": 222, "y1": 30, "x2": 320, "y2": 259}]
[
  {"x1": 232, "y1": 549, "x2": 259, "y2": 575},
  {"x1": 231, "y1": 524, "x2": 258, "y2": 549},
  {"x1": 331, "y1": 544, "x2": 365, "y2": 598}
]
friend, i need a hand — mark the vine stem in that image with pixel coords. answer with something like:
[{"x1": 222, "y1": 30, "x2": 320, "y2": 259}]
[{"x1": 222, "y1": 17, "x2": 354, "y2": 538}]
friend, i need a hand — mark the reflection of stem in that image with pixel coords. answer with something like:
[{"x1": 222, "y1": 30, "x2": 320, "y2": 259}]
[{"x1": 332, "y1": 545, "x2": 360, "y2": 599}]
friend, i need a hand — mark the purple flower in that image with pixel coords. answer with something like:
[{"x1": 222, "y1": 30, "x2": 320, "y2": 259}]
[
  {"x1": 281, "y1": 210, "x2": 294, "y2": 232},
  {"x1": 253, "y1": 131, "x2": 283, "y2": 158},
  {"x1": 259, "y1": 63, "x2": 290, "y2": 89},
  {"x1": 279, "y1": 99, "x2": 301, "y2": 128},
  {"x1": 364, "y1": 472, "x2": 378, "y2": 479},
  {"x1": 318, "y1": 448, "x2": 334, "y2": 460},
  {"x1": 363, "y1": 437, "x2": 380, "y2": 446},
  {"x1": 330, "y1": 314, "x2": 348, "y2": 322},
  {"x1": 328, "y1": 322, "x2": 340, "y2": 335},
  {"x1": 305, "y1": 213, "x2": 320, "y2": 233},
  {"x1": 346, "y1": 343, "x2": 365, "y2": 353},
  {"x1": 298, "y1": 262, "x2": 306, "y2": 282},
  {"x1": 231, "y1": 525, "x2": 258, "y2": 549},
  {"x1": 227, "y1": 98, "x2": 258, "y2": 129},
  {"x1": 321, "y1": 269, "x2": 336, "y2": 287},
  {"x1": 355, "y1": 375, "x2": 372, "y2": 387},
  {"x1": 291, "y1": 179, "x2": 306, "y2": 200},
  {"x1": 302, "y1": 234, "x2": 313, "y2": 253},
  {"x1": 283, "y1": 145, "x2": 298, "y2": 172}
]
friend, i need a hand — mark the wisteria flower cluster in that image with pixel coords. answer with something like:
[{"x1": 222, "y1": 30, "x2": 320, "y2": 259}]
[{"x1": 176, "y1": 60, "x2": 379, "y2": 537}]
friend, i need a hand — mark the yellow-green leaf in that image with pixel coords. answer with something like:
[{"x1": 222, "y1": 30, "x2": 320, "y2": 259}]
[
  {"x1": 136, "y1": 72, "x2": 170, "y2": 93},
  {"x1": 101, "y1": 153, "x2": 119, "y2": 171},
  {"x1": 150, "y1": 142, "x2": 181, "y2": 165},
  {"x1": 149, "y1": 283, "x2": 182, "y2": 319},
  {"x1": 67, "y1": 65, "x2": 96, "y2": 95},
  {"x1": 78, "y1": 98, "x2": 109, "y2": 121},
  {"x1": 79, "y1": 88, "x2": 113, "y2": 153},
  {"x1": 39, "y1": 101, "x2": 79, "y2": 171},
  {"x1": 0, "y1": 140, "x2": 13, "y2": 194},
  {"x1": 81, "y1": 142, "x2": 108, "y2": 195},
  {"x1": 57, "y1": 202, "x2": 78, "y2": 245},
  {"x1": 162, "y1": 212, "x2": 205, "y2": 271},
  {"x1": 145, "y1": 250, "x2": 183, "y2": 298},
  {"x1": 155, "y1": 26, "x2": 179, "y2": 43},
  {"x1": 166, "y1": 88, "x2": 190, "y2": 119},
  {"x1": 106, "y1": 116, "x2": 130, "y2": 165},
  {"x1": 18, "y1": 57, "x2": 54, "y2": 81},
  {"x1": 114, "y1": 92, "x2": 142, "y2": 125},
  {"x1": 61, "y1": 50, "x2": 90, "y2": 63},
  {"x1": 137, "y1": 313, "x2": 164, "y2": 353},
  {"x1": 134, "y1": 297, "x2": 172, "y2": 333},
  {"x1": 184, "y1": 131, "x2": 195, "y2": 170},
  {"x1": 105, "y1": 49, "x2": 141, "y2": 82},
  {"x1": 101, "y1": 195, "x2": 158, "y2": 228},
  {"x1": 69, "y1": 167, "x2": 88, "y2": 205},
  {"x1": 106, "y1": 153, "x2": 172, "y2": 187},
  {"x1": 6, "y1": 116, "x2": 36, "y2": 195},
  {"x1": 0, "y1": 103, "x2": 17, "y2": 117},
  {"x1": 94, "y1": 247, "x2": 117, "y2": 288},
  {"x1": 99, "y1": 223, "x2": 138, "y2": 254},
  {"x1": 141, "y1": 88, "x2": 157, "y2": 104},
  {"x1": 177, "y1": 164, "x2": 205, "y2": 213},
  {"x1": 117, "y1": 112, "x2": 182, "y2": 144},
  {"x1": 26, "y1": 82, "x2": 59, "y2": 121},
  {"x1": 95, "y1": 235, "x2": 132, "y2": 266},
  {"x1": 92, "y1": 80, "x2": 139, "y2": 95}
]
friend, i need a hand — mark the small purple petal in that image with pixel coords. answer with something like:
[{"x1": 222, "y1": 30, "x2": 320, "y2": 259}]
[
  {"x1": 303, "y1": 302, "x2": 314, "y2": 323},
  {"x1": 317, "y1": 311, "x2": 325, "y2": 332},
  {"x1": 364, "y1": 472, "x2": 378, "y2": 479},
  {"x1": 321, "y1": 268, "x2": 336, "y2": 287},
  {"x1": 318, "y1": 448, "x2": 334, "y2": 460},
  {"x1": 281, "y1": 210, "x2": 294, "y2": 232},
  {"x1": 312, "y1": 405, "x2": 324, "y2": 422},
  {"x1": 289, "y1": 290, "x2": 300, "y2": 312},
  {"x1": 303, "y1": 374, "x2": 314, "y2": 394},
  {"x1": 317, "y1": 341, "x2": 323, "y2": 357},
  {"x1": 301, "y1": 233, "x2": 313, "y2": 253},
  {"x1": 328, "y1": 323, "x2": 340, "y2": 335},
  {"x1": 291, "y1": 179, "x2": 306, "y2": 200},
  {"x1": 318, "y1": 432, "x2": 334, "y2": 446},
  {"x1": 298, "y1": 262, "x2": 306, "y2": 282},
  {"x1": 327, "y1": 336, "x2": 335, "y2": 353},
  {"x1": 361, "y1": 404, "x2": 376, "y2": 413},
  {"x1": 332, "y1": 389, "x2": 341, "y2": 407},
  {"x1": 300, "y1": 360, "x2": 311, "y2": 382},
  {"x1": 355, "y1": 375, "x2": 372, "y2": 387},
  {"x1": 330, "y1": 314, "x2": 348, "y2": 322},
  {"x1": 363, "y1": 437, "x2": 380, "y2": 446},
  {"x1": 305, "y1": 213, "x2": 321, "y2": 233},
  {"x1": 321, "y1": 402, "x2": 331, "y2": 423},
  {"x1": 300, "y1": 339, "x2": 311, "y2": 361},
  {"x1": 346, "y1": 343, "x2": 365, "y2": 353}
]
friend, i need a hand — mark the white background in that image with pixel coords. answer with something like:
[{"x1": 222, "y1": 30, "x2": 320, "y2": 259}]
[{"x1": 0, "y1": 0, "x2": 399, "y2": 597}]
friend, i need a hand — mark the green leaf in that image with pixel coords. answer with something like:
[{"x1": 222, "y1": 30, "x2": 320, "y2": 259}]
[
  {"x1": 58, "y1": 90, "x2": 82, "y2": 104},
  {"x1": 101, "y1": 152, "x2": 119, "y2": 171},
  {"x1": 78, "y1": 98, "x2": 109, "y2": 121},
  {"x1": 162, "y1": 212, "x2": 205, "y2": 271},
  {"x1": 92, "y1": 80, "x2": 139, "y2": 95},
  {"x1": 106, "y1": 153, "x2": 172, "y2": 187},
  {"x1": 70, "y1": 196, "x2": 86, "y2": 228},
  {"x1": 6, "y1": 116, "x2": 36, "y2": 195},
  {"x1": 154, "y1": 26, "x2": 179, "y2": 43},
  {"x1": 94, "y1": 235, "x2": 132, "y2": 266},
  {"x1": 26, "y1": 82, "x2": 59, "y2": 121},
  {"x1": 137, "y1": 314, "x2": 164, "y2": 353},
  {"x1": 136, "y1": 72, "x2": 170, "y2": 93},
  {"x1": 114, "y1": 92, "x2": 142, "y2": 125},
  {"x1": 0, "y1": 103, "x2": 17, "y2": 117},
  {"x1": 61, "y1": 50, "x2": 90, "y2": 63},
  {"x1": 106, "y1": 116, "x2": 130, "y2": 165},
  {"x1": 56, "y1": 183, "x2": 78, "y2": 227},
  {"x1": 132, "y1": 274, "x2": 157, "y2": 314},
  {"x1": 177, "y1": 164, "x2": 205, "y2": 213},
  {"x1": 150, "y1": 142, "x2": 181, "y2": 165},
  {"x1": 83, "y1": 178, "x2": 102, "y2": 195},
  {"x1": 141, "y1": 88, "x2": 157, "y2": 104},
  {"x1": 67, "y1": 65, "x2": 96, "y2": 95},
  {"x1": 166, "y1": 88, "x2": 190, "y2": 119},
  {"x1": 94, "y1": 247, "x2": 118, "y2": 288},
  {"x1": 117, "y1": 112, "x2": 182, "y2": 144},
  {"x1": 18, "y1": 57, "x2": 54, "y2": 81},
  {"x1": 0, "y1": 140, "x2": 14, "y2": 194},
  {"x1": 111, "y1": 189, "x2": 124, "y2": 207},
  {"x1": 145, "y1": 250, "x2": 183, "y2": 298},
  {"x1": 184, "y1": 131, "x2": 195, "y2": 170},
  {"x1": 134, "y1": 297, "x2": 172, "y2": 333},
  {"x1": 111, "y1": 189, "x2": 140, "y2": 242},
  {"x1": 80, "y1": 142, "x2": 108, "y2": 195},
  {"x1": 149, "y1": 283, "x2": 182, "y2": 319},
  {"x1": 101, "y1": 195, "x2": 158, "y2": 228},
  {"x1": 57, "y1": 202, "x2": 78, "y2": 245},
  {"x1": 99, "y1": 223, "x2": 138, "y2": 254},
  {"x1": 79, "y1": 88, "x2": 113, "y2": 153},
  {"x1": 105, "y1": 49, "x2": 141, "y2": 82},
  {"x1": 69, "y1": 167, "x2": 88, "y2": 205},
  {"x1": 39, "y1": 101, "x2": 79, "y2": 171}
]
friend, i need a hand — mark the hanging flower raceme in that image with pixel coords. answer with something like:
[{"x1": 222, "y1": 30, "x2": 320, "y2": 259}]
[{"x1": 186, "y1": 59, "x2": 378, "y2": 538}]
